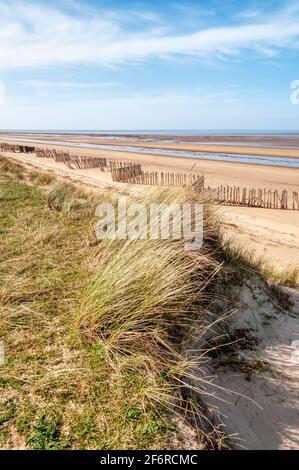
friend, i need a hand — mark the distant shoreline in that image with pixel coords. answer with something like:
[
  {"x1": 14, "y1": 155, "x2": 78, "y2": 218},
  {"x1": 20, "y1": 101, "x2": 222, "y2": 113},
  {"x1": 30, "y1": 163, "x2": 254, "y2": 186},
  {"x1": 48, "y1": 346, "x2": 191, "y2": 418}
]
[
  {"x1": 1, "y1": 136, "x2": 299, "y2": 167},
  {"x1": 1, "y1": 129, "x2": 299, "y2": 135},
  {"x1": 1, "y1": 131, "x2": 299, "y2": 149}
]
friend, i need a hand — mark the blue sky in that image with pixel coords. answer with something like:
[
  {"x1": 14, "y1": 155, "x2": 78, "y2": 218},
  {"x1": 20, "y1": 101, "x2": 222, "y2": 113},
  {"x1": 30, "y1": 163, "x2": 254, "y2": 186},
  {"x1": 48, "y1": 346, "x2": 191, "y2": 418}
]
[{"x1": 0, "y1": 0, "x2": 298, "y2": 130}]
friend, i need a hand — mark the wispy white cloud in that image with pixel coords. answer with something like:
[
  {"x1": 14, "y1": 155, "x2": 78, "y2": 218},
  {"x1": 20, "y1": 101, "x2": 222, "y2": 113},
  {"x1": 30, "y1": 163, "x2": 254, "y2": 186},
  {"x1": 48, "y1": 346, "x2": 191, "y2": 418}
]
[{"x1": 0, "y1": 1, "x2": 299, "y2": 69}]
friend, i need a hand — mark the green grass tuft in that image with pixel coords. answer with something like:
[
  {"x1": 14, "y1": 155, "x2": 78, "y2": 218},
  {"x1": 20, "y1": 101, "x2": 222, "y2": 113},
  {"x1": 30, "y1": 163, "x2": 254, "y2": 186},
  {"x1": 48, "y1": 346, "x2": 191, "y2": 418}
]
[{"x1": 27, "y1": 414, "x2": 63, "y2": 450}]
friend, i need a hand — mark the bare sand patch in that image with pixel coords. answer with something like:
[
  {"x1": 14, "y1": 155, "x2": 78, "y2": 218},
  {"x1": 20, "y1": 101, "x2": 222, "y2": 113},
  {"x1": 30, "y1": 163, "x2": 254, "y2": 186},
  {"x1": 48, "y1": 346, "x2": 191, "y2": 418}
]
[
  {"x1": 221, "y1": 206, "x2": 299, "y2": 271},
  {"x1": 207, "y1": 281, "x2": 299, "y2": 450}
]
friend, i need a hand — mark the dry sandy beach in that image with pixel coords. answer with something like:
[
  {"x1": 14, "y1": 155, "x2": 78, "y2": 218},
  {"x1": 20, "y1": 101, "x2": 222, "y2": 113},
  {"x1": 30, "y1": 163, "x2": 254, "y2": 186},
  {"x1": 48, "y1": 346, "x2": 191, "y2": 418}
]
[
  {"x1": 1, "y1": 138, "x2": 299, "y2": 190},
  {"x1": 2, "y1": 137, "x2": 299, "y2": 270}
]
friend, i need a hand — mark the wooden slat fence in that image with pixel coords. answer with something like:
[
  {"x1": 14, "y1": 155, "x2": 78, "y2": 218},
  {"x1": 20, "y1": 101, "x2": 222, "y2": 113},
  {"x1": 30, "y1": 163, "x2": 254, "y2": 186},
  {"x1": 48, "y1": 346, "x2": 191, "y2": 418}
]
[
  {"x1": 35, "y1": 149, "x2": 144, "y2": 173},
  {"x1": 0, "y1": 143, "x2": 35, "y2": 153},
  {"x1": 36, "y1": 148, "x2": 55, "y2": 158},
  {"x1": 111, "y1": 163, "x2": 142, "y2": 182},
  {"x1": 112, "y1": 169, "x2": 205, "y2": 189},
  {"x1": 108, "y1": 160, "x2": 137, "y2": 171},
  {"x1": 56, "y1": 154, "x2": 107, "y2": 170},
  {"x1": 207, "y1": 185, "x2": 299, "y2": 210},
  {"x1": 36, "y1": 148, "x2": 107, "y2": 170}
]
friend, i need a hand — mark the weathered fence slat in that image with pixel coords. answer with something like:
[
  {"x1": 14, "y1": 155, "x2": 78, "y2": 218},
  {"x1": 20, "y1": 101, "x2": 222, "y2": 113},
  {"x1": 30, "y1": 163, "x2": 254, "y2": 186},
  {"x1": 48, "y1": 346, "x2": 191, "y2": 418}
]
[
  {"x1": 0, "y1": 143, "x2": 35, "y2": 153},
  {"x1": 208, "y1": 185, "x2": 298, "y2": 210}
]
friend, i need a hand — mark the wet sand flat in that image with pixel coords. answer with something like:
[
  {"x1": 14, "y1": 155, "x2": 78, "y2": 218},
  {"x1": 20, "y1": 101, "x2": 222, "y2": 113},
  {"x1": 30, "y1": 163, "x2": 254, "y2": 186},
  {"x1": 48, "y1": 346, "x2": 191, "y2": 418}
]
[{"x1": 2, "y1": 134, "x2": 299, "y2": 158}]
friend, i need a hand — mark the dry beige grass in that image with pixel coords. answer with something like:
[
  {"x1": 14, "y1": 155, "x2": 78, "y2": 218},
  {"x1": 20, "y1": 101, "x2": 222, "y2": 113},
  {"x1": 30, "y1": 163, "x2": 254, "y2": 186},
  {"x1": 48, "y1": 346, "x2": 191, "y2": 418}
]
[
  {"x1": 2, "y1": 155, "x2": 294, "y2": 450},
  {"x1": 261, "y1": 264, "x2": 299, "y2": 288},
  {"x1": 0, "y1": 156, "x2": 227, "y2": 449}
]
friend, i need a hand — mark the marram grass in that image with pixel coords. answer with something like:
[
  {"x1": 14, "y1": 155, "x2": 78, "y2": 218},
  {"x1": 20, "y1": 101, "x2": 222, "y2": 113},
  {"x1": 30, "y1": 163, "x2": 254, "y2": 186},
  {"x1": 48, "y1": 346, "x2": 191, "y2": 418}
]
[{"x1": 0, "y1": 156, "x2": 242, "y2": 449}]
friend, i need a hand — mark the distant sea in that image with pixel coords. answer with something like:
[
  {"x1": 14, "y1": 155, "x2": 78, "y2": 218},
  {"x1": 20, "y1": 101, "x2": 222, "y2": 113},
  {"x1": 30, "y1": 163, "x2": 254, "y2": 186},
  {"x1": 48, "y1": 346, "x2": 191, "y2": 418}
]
[{"x1": 1, "y1": 129, "x2": 299, "y2": 136}]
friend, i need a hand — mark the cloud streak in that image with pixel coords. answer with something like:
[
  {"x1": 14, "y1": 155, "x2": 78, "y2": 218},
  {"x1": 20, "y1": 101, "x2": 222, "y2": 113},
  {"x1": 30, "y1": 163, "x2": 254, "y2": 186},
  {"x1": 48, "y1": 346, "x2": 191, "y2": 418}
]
[{"x1": 0, "y1": 1, "x2": 299, "y2": 69}]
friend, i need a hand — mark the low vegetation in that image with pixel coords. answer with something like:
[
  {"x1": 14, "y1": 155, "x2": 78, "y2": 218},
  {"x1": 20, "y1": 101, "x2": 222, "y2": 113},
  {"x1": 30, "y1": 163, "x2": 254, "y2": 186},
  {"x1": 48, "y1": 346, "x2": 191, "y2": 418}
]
[
  {"x1": 261, "y1": 263, "x2": 299, "y2": 288},
  {"x1": 0, "y1": 155, "x2": 296, "y2": 450},
  {"x1": 0, "y1": 156, "x2": 221, "y2": 449}
]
